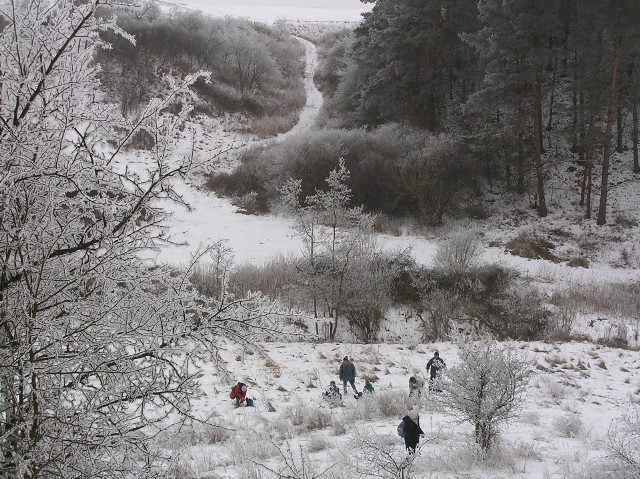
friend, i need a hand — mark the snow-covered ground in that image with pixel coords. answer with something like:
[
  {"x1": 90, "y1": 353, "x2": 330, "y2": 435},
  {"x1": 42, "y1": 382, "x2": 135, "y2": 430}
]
[{"x1": 171, "y1": 339, "x2": 639, "y2": 479}]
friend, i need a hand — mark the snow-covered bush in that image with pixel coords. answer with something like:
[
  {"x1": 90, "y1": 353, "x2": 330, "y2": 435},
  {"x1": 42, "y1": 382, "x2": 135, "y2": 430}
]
[
  {"x1": 604, "y1": 406, "x2": 640, "y2": 478},
  {"x1": 440, "y1": 340, "x2": 530, "y2": 450},
  {"x1": 433, "y1": 230, "x2": 484, "y2": 276},
  {"x1": 554, "y1": 413, "x2": 585, "y2": 438}
]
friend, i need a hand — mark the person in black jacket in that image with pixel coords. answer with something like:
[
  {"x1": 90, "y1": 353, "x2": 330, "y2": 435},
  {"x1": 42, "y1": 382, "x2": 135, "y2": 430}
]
[
  {"x1": 426, "y1": 351, "x2": 445, "y2": 391},
  {"x1": 339, "y1": 356, "x2": 358, "y2": 394},
  {"x1": 401, "y1": 410, "x2": 424, "y2": 454}
]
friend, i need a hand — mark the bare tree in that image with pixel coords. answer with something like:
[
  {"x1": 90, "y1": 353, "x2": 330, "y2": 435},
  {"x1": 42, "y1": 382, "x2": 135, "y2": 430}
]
[
  {"x1": 345, "y1": 428, "x2": 430, "y2": 479},
  {"x1": 432, "y1": 229, "x2": 483, "y2": 277},
  {"x1": 604, "y1": 406, "x2": 640, "y2": 478},
  {"x1": 0, "y1": 1, "x2": 273, "y2": 477},
  {"x1": 280, "y1": 159, "x2": 375, "y2": 339},
  {"x1": 439, "y1": 341, "x2": 529, "y2": 451}
]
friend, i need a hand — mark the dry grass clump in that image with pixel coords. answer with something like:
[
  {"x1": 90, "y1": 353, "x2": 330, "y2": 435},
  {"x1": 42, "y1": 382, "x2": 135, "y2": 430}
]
[
  {"x1": 550, "y1": 282, "x2": 640, "y2": 319},
  {"x1": 554, "y1": 413, "x2": 585, "y2": 438},
  {"x1": 567, "y1": 256, "x2": 590, "y2": 268},
  {"x1": 285, "y1": 402, "x2": 332, "y2": 432},
  {"x1": 505, "y1": 232, "x2": 562, "y2": 262},
  {"x1": 228, "y1": 254, "x2": 297, "y2": 300},
  {"x1": 372, "y1": 215, "x2": 403, "y2": 236}
]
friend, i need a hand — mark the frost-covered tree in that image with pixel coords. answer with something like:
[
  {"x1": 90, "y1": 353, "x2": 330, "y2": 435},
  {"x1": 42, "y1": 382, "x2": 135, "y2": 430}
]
[
  {"x1": 439, "y1": 341, "x2": 529, "y2": 451},
  {"x1": 280, "y1": 159, "x2": 375, "y2": 339},
  {"x1": 0, "y1": 1, "x2": 270, "y2": 477},
  {"x1": 605, "y1": 406, "x2": 640, "y2": 478},
  {"x1": 345, "y1": 428, "x2": 428, "y2": 479}
]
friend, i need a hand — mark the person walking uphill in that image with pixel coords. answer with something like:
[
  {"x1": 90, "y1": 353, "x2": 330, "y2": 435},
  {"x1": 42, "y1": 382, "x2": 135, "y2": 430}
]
[
  {"x1": 409, "y1": 376, "x2": 426, "y2": 398},
  {"x1": 339, "y1": 357, "x2": 359, "y2": 394},
  {"x1": 400, "y1": 410, "x2": 424, "y2": 454},
  {"x1": 426, "y1": 351, "x2": 445, "y2": 390}
]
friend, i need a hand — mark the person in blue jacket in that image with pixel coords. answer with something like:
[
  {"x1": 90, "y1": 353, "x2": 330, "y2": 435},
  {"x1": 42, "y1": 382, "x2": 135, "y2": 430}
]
[{"x1": 339, "y1": 356, "x2": 358, "y2": 394}]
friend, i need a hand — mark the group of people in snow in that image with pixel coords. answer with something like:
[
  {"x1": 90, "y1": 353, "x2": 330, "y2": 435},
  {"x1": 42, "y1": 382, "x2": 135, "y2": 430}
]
[
  {"x1": 231, "y1": 351, "x2": 445, "y2": 454},
  {"x1": 322, "y1": 356, "x2": 376, "y2": 406}
]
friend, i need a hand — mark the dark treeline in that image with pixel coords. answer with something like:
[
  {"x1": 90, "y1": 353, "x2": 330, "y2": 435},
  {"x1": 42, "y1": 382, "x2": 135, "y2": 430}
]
[
  {"x1": 288, "y1": 0, "x2": 640, "y2": 224},
  {"x1": 311, "y1": 0, "x2": 640, "y2": 225},
  {"x1": 215, "y1": 0, "x2": 640, "y2": 225},
  {"x1": 96, "y1": 4, "x2": 305, "y2": 134}
]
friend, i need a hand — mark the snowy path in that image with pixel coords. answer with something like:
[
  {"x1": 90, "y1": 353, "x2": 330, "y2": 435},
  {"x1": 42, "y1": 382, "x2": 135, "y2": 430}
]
[{"x1": 149, "y1": 37, "x2": 323, "y2": 267}]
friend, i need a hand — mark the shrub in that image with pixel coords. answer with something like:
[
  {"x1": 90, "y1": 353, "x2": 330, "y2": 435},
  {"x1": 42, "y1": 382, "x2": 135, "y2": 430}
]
[
  {"x1": 433, "y1": 230, "x2": 483, "y2": 276},
  {"x1": 604, "y1": 406, "x2": 640, "y2": 478},
  {"x1": 554, "y1": 413, "x2": 584, "y2": 438},
  {"x1": 567, "y1": 256, "x2": 590, "y2": 268},
  {"x1": 505, "y1": 232, "x2": 562, "y2": 262},
  {"x1": 126, "y1": 128, "x2": 155, "y2": 150},
  {"x1": 440, "y1": 340, "x2": 529, "y2": 450}
]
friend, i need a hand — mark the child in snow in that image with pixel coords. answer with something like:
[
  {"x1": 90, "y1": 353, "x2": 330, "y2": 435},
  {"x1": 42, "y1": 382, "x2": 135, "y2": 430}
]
[
  {"x1": 322, "y1": 380, "x2": 342, "y2": 406},
  {"x1": 426, "y1": 351, "x2": 446, "y2": 391},
  {"x1": 364, "y1": 379, "x2": 375, "y2": 393},
  {"x1": 409, "y1": 376, "x2": 426, "y2": 398}
]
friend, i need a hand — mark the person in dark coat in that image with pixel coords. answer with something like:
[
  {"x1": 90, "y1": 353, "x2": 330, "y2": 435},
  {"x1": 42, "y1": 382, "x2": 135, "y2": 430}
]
[
  {"x1": 401, "y1": 410, "x2": 424, "y2": 454},
  {"x1": 339, "y1": 356, "x2": 358, "y2": 394},
  {"x1": 426, "y1": 351, "x2": 445, "y2": 391}
]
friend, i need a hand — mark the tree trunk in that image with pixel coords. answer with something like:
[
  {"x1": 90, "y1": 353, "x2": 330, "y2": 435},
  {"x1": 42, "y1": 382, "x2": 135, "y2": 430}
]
[
  {"x1": 634, "y1": 80, "x2": 639, "y2": 173},
  {"x1": 616, "y1": 103, "x2": 624, "y2": 153},
  {"x1": 517, "y1": 131, "x2": 525, "y2": 194},
  {"x1": 578, "y1": 92, "x2": 586, "y2": 163},
  {"x1": 547, "y1": 55, "x2": 558, "y2": 131},
  {"x1": 597, "y1": 37, "x2": 622, "y2": 226},
  {"x1": 634, "y1": 100, "x2": 639, "y2": 173},
  {"x1": 504, "y1": 138, "x2": 512, "y2": 192},
  {"x1": 571, "y1": 50, "x2": 579, "y2": 150},
  {"x1": 532, "y1": 78, "x2": 548, "y2": 217},
  {"x1": 586, "y1": 160, "x2": 592, "y2": 219}
]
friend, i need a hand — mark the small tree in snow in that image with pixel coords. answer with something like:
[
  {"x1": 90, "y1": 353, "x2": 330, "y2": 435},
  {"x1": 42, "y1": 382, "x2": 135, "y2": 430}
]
[
  {"x1": 432, "y1": 229, "x2": 483, "y2": 276},
  {"x1": 280, "y1": 158, "x2": 375, "y2": 339},
  {"x1": 439, "y1": 341, "x2": 529, "y2": 451},
  {"x1": 604, "y1": 406, "x2": 640, "y2": 478}
]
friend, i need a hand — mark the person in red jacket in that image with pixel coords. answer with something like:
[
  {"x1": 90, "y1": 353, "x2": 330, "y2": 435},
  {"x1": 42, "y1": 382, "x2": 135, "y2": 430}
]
[{"x1": 230, "y1": 382, "x2": 248, "y2": 406}]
